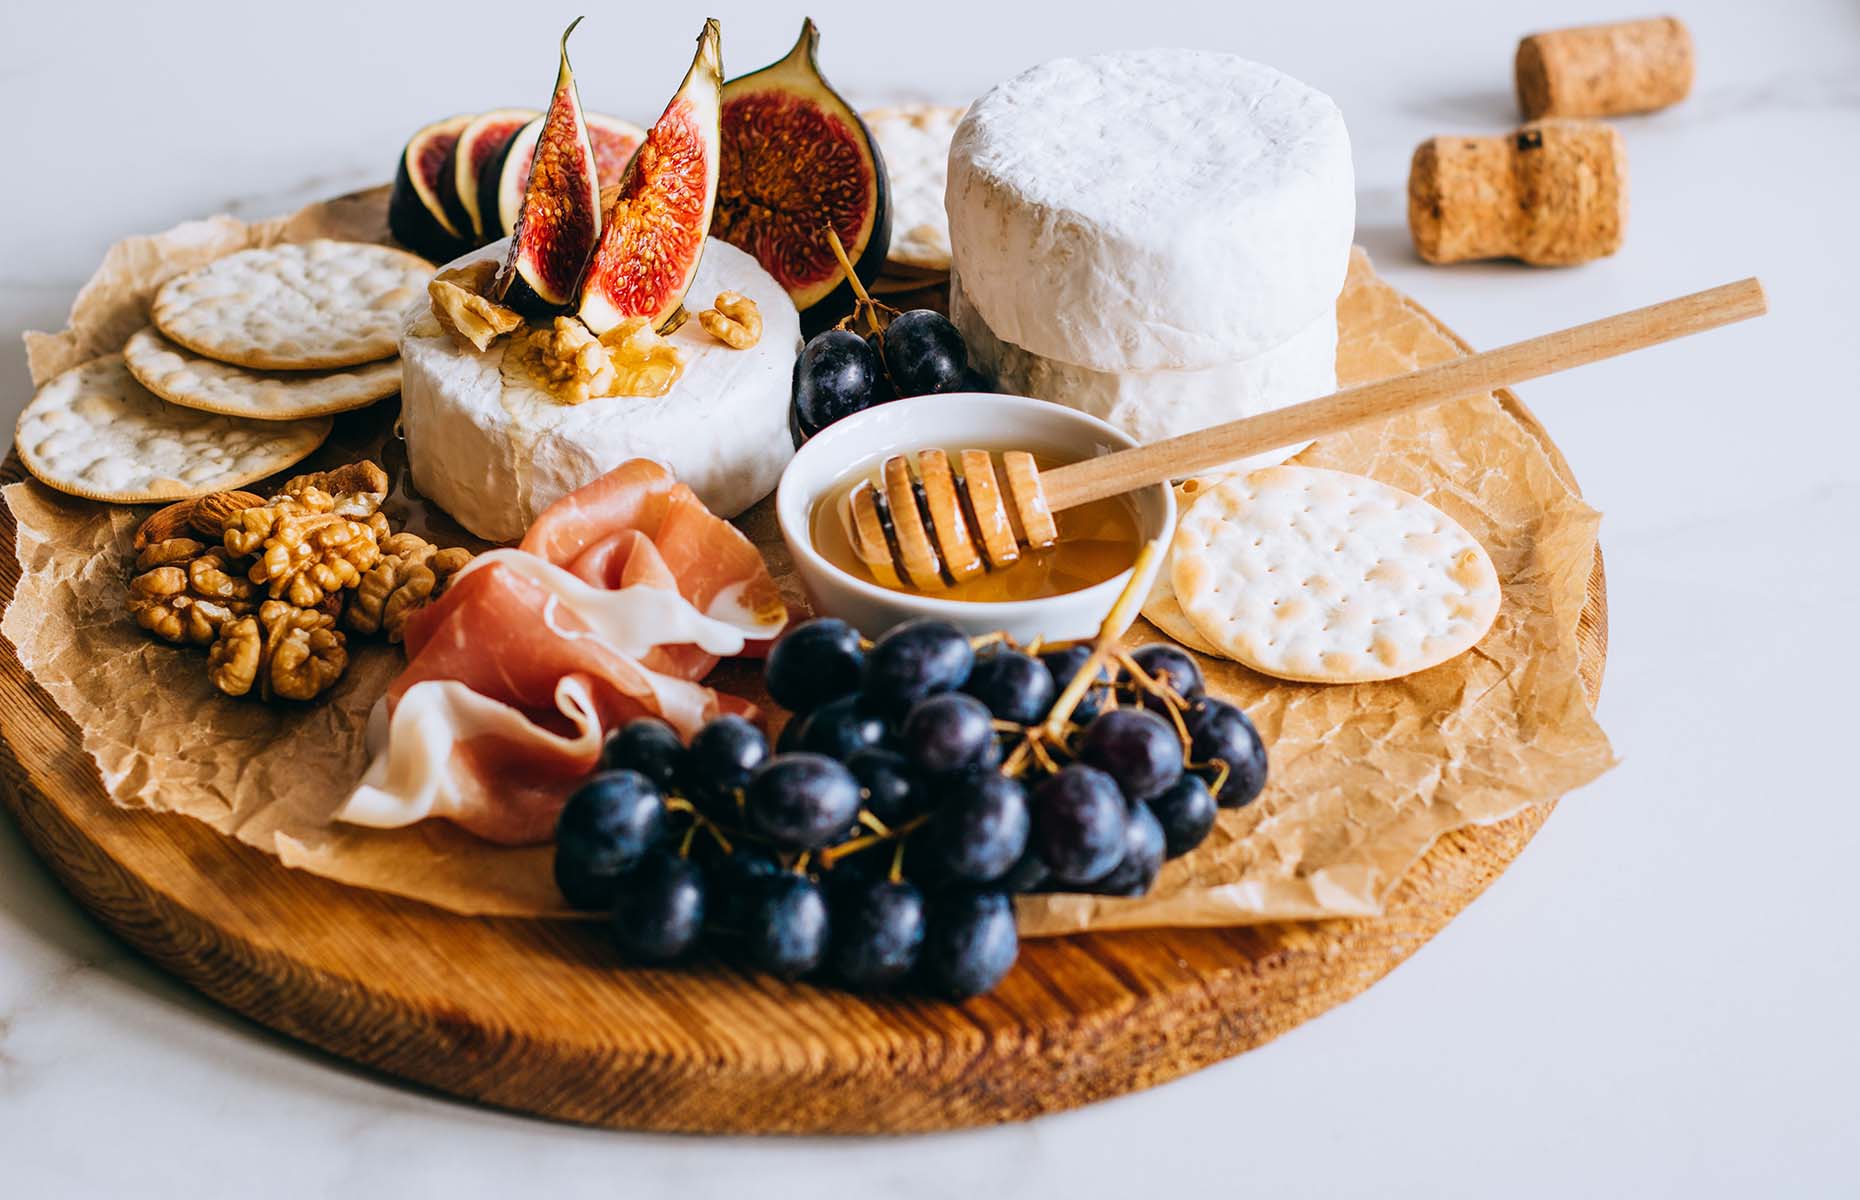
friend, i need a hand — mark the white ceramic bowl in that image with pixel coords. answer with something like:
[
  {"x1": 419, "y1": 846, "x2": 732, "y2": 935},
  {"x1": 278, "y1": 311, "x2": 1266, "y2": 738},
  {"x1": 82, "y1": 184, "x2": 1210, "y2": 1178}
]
[{"x1": 776, "y1": 393, "x2": 1174, "y2": 641}]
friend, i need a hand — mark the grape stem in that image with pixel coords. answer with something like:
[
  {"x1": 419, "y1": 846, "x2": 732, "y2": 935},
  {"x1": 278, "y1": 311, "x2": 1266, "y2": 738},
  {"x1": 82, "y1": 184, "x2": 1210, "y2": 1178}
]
[
  {"x1": 1040, "y1": 542, "x2": 1159, "y2": 739},
  {"x1": 1110, "y1": 647, "x2": 1195, "y2": 750},
  {"x1": 824, "y1": 225, "x2": 897, "y2": 338},
  {"x1": 824, "y1": 226, "x2": 873, "y2": 305},
  {"x1": 818, "y1": 813, "x2": 929, "y2": 868},
  {"x1": 1192, "y1": 757, "x2": 1232, "y2": 799}
]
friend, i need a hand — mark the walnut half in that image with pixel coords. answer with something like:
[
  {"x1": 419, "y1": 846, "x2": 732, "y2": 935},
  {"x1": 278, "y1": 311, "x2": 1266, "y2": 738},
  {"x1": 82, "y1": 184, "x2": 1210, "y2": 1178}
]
[
  {"x1": 226, "y1": 494, "x2": 383, "y2": 608},
  {"x1": 275, "y1": 462, "x2": 389, "y2": 519},
  {"x1": 127, "y1": 538, "x2": 256, "y2": 646},
  {"x1": 209, "y1": 599, "x2": 348, "y2": 701},
  {"x1": 697, "y1": 291, "x2": 762, "y2": 349},
  {"x1": 429, "y1": 261, "x2": 523, "y2": 351},
  {"x1": 346, "y1": 532, "x2": 473, "y2": 642}
]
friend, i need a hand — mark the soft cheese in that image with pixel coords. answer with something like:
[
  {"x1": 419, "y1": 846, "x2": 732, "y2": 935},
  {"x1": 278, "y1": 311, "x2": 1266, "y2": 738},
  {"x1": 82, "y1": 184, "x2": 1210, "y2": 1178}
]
[
  {"x1": 400, "y1": 239, "x2": 801, "y2": 542},
  {"x1": 950, "y1": 272, "x2": 1334, "y2": 470},
  {"x1": 947, "y1": 50, "x2": 1353, "y2": 371}
]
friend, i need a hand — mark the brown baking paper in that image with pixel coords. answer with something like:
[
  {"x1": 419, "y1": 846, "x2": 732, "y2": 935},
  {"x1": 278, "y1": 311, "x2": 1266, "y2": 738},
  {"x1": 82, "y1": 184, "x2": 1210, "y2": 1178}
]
[{"x1": 4, "y1": 191, "x2": 1614, "y2": 931}]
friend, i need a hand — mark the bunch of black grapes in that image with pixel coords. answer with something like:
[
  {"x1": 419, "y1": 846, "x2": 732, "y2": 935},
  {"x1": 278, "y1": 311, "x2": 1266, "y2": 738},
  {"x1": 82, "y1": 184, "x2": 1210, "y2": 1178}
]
[
  {"x1": 554, "y1": 617, "x2": 1268, "y2": 1000},
  {"x1": 790, "y1": 307, "x2": 992, "y2": 445}
]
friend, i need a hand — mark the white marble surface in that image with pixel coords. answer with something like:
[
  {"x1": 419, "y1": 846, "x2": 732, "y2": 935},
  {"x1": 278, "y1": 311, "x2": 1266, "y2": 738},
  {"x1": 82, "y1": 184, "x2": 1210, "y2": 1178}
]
[{"x1": 2, "y1": 0, "x2": 1856, "y2": 1194}]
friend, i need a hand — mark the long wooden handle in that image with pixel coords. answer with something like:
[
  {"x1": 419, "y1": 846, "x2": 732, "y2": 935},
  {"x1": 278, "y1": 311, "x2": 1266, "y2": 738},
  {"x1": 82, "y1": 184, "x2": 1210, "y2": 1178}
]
[{"x1": 1040, "y1": 277, "x2": 1767, "y2": 512}]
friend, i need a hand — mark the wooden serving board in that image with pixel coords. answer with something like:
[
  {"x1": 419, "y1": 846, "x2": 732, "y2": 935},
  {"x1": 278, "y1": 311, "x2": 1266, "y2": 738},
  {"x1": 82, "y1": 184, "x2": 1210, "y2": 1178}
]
[{"x1": 0, "y1": 289, "x2": 1606, "y2": 1136}]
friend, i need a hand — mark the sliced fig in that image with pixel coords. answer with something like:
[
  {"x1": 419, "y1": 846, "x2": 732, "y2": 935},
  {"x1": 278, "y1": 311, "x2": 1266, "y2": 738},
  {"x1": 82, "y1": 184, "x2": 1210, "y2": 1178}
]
[
  {"x1": 491, "y1": 19, "x2": 603, "y2": 315},
  {"x1": 444, "y1": 107, "x2": 538, "y2": 242},
  {"x1": 713, "y1": 19, "x2": 890, "y2": 312},
  {"x1": 389, "y1": 112, "x2": 474, "y2": 260},
  {"x1": 478, "y1": 111, "x2": 646, "y2": 243},
  {"x1": 578, "y1": 19, "x2": 723, "y2": 335}
]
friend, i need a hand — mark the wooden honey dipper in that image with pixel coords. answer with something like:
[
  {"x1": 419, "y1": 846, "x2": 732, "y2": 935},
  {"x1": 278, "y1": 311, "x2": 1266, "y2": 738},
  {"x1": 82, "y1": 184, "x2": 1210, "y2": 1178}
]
[{"x1": 845, "y1": 277, "x2": 1767, "y2": 591}]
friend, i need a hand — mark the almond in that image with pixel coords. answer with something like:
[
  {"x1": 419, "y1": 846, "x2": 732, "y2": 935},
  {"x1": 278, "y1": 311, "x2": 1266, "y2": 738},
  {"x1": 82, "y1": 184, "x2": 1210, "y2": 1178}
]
[
  {"x1": 188, "y1": 490, "x2": 266, "y2": 540},
  {"x1": 134, "y1": 500, "x2": 198, "y2": 551}
]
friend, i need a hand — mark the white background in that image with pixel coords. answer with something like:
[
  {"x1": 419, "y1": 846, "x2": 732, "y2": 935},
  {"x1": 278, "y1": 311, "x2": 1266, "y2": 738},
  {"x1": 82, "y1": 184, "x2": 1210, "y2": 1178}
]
[{"x1": 2, "y1": 1, "x2": 1855, "y2": 1195}]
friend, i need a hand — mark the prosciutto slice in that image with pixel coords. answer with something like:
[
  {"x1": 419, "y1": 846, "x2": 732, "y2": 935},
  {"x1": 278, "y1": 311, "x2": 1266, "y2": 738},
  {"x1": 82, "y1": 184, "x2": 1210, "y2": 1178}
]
[{"x1": 337, "y1": 459, "x2": 784, "y2": 845}]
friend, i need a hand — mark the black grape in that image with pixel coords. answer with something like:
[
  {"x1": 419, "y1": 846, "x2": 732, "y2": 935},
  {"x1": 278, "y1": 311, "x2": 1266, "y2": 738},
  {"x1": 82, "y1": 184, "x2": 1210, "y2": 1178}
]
[
  {"x1": 1077, "y1": 708, "x2": 1184, "y2": 802},
  {"x1": 920, "y1": 889, "x2": 1019, "y2": 1000},
  {"x1": 554, "y1": 769, "x2": 665, "y2": 910},
  {"x1": 1030, "y1": 764, "x2": 1129, "y2": 886},
  {"x1": 764, "y1": 618, "x2": 865, "y2": 714},
  {"x1": 829, "y1": 878, "x2": 926, "y2": 989},
  {"x1": 1185, "y1": 698, "x2": 1269, "y2": 808},
  {"x1": 610, "y1": 851, "x2": 706, "y2": 963}
]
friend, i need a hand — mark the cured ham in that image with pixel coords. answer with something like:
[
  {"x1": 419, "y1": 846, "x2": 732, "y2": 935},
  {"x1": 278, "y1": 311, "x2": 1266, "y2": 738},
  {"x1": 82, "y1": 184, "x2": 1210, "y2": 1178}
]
[{"x1": 337, "y1": 459, "x2": 784, "y2": 845}]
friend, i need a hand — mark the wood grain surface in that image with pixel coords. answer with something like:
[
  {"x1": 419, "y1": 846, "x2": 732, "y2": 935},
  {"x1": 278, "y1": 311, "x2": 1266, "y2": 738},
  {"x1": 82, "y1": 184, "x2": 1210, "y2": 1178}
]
[{"x1": 0, "y1": 277, "x2": 1607, "y2": 1135}]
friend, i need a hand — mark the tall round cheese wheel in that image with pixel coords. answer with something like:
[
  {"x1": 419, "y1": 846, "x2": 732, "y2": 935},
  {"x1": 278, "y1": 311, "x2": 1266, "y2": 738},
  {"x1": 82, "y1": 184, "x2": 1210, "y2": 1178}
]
[
  {"x1": 951, "y1": 272, "x2": 1334, "y2": 473},
  {"x1": 948, "y1": 51, "x2": 1354, "y2": 372},
  {"x1": 400, "y1": 239, "x2": 801, "y2": 543}
]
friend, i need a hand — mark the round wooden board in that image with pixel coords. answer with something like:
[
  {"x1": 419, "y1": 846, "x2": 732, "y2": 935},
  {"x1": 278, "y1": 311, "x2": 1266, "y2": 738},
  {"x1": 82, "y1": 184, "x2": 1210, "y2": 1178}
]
[{"x1": 0, "y1": 315, "x2": 1606, "y2": 1136}]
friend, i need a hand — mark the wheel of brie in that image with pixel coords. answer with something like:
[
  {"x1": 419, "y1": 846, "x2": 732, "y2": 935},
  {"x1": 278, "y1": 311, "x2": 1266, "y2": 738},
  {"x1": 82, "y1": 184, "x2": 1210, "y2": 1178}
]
[
  {"x1": 400, "y1": 238, "x2": 801, "y2": 543},
  {"x1": 949, "y1": 273, "x2": 1334, "y2": 471},
  {"x1": 948, "y1": 50, "x2": 1354, "y2": 371}
]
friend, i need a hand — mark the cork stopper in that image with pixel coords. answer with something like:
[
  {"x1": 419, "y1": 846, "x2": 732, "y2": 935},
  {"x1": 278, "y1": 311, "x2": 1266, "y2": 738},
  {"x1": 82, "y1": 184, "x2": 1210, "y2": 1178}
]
[
  {"x1": 1407, "y1": 120, "x2": 1628, "y2": 266},
  {"x1": 1516, "y1": 16, "x2": 1694, "y2": 119}
]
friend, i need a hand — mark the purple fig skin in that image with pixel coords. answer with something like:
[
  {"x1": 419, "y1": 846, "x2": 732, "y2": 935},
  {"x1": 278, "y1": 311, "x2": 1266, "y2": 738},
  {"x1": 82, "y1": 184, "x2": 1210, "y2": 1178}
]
[
  {"x1": 445, "y1": 108, "x2": 540, "y2": 244},
  {"x1": 388, "y1": 113, "x2": 473, "y2": 262}
]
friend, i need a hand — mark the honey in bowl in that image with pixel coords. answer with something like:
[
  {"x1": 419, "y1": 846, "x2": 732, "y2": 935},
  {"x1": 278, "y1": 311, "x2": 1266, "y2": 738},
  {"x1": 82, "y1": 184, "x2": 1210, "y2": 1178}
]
[{"x1": 811, "y1": 449, "x2": 1143, "y2": 602}]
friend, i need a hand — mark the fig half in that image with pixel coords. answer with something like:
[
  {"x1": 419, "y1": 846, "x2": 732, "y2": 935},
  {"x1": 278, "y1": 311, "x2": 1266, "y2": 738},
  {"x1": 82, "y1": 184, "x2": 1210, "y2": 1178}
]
[
  {"x1": 713, "y1": 19, "x2": 891, "y2": 312},
  {"x1": 491, "y1": 18, "x2": 603, "y2": 314},
  {"x1": 389, "y1": 113, "x2": 474, "y2": 261},
  {"x1": 445, "y1": 107, "x2": 538, "y2": 242},
  {"x1": 578, "y1": 19, "x2": 724, "y2": 335},
  {"x1": 478, "y1": 112, "x2": 647, "y2": 244}
]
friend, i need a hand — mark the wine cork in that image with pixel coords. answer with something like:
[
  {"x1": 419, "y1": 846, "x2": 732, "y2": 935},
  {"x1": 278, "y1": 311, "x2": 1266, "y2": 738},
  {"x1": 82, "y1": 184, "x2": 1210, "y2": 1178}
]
[
  {"x1": 1407, "y1": 120, "x2": 1628, "y2": 266},
  {"x1": 1515, "y1": 17, "x2": 1694, "y2": 119}
]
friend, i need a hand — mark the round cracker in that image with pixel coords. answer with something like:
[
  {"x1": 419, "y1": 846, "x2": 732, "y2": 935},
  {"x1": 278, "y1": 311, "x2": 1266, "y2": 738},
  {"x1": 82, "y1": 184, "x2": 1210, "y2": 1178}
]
[
  {"x1": 151, "y1": 239, "x2": 431, "y2": 370},
  {"x1": 15, "y1": 355, "x2": 332, "y2": 503},
  {"x1": 863, "y1": 104, "x2": 966, "y2": 272},
  {"x1": 1172, "y1": 466, "x2": 1501, "y2": 684},
  {"x1": 123, "y1": 326, "x2": 400, "y2": 420}
]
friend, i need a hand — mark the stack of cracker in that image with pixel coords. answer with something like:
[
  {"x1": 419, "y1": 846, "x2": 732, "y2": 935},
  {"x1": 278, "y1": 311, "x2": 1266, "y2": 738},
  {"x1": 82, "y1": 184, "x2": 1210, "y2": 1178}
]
[{"x1": 15, "y1": 239, "x2": 429, "y2": 504}]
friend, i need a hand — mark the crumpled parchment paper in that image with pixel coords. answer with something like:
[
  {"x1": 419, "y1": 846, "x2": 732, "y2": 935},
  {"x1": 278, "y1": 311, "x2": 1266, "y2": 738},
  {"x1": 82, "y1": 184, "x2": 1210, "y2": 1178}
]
[{"x1": 4, "y1": 189, "x2": 1614, "y2": 931}]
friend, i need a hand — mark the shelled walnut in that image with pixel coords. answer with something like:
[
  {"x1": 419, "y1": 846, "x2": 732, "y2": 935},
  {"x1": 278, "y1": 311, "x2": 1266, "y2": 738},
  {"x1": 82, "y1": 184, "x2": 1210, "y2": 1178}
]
[
  {"x1": 276, "y1": 462, "x2": 389, "y2": 516},
  {"x1": 209, "y1": 599, "x2": 349, "y2": 701},
  {"x1": 126, "y1": 538, "x2": 256, "y2": 646},
  {"x1": 429, "y1": 261, "x2": 523, "y2": 351},
  {"x1": 697, "y1": 291, "x2": 762, "y2": 349},
  {"x1": 346, "y1": 532, "x2": 475, "y2": 642},
  {"x1": 123, "y1": 459, "x2": 468, "y2": 706},
  {"x1": 224, "y1": 493, "x2": 383, "y2": 608},
  {"x1": 515, "y1": 315, "x2": 686, "y2": 404}
]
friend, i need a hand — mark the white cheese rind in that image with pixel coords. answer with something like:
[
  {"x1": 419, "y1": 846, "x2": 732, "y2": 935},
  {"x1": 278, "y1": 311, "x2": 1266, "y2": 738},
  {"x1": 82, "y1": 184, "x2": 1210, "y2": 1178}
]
[
  {"x1": 947, "y1": 50, "x2": 1354, "y2": 371},
  {"x1": 399, "y1": 239, "x2": 801, "y2": 543},
  {"x1": 951, "y1": 272, "x2": 1334, "y2": 473}
]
